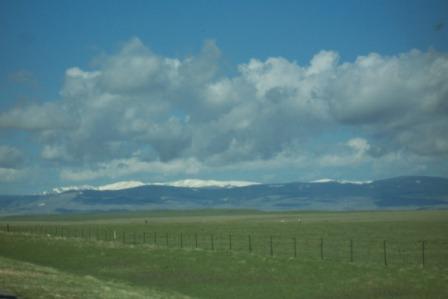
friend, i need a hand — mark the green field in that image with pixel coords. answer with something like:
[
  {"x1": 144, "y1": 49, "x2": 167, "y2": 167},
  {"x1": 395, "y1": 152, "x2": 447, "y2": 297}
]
[{"x1": 1, "y1": 210, "x2": 448, "y2": 298}]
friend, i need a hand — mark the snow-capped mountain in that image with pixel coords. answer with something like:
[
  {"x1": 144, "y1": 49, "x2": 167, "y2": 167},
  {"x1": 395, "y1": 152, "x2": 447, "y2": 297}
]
[
  {"x1": 310, "y1": 179, "x2": 373, "y2": 185},
  {"x1": 2, "y1": 176, "x2": 447, "y2": 216},
  {"x1": 153, "y1": 179, "x2": 260, "y2": 188},
  {"x1": 51, "y1": 181, "x2": 146, "y2": 193},
  {"x1": 51, "y1": 179, "x2": 260, "y2": 194}
]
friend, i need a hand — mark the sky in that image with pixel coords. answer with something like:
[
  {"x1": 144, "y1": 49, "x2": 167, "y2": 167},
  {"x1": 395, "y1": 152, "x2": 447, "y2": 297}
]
[{"x1": 1, "y1": 0, "x2": 448, "y2": 194}]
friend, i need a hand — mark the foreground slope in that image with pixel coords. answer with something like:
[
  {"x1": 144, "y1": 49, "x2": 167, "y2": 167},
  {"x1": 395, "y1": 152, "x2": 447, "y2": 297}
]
[{"x1": 0, "y1": 256, "x2": 191, "y2": 299}]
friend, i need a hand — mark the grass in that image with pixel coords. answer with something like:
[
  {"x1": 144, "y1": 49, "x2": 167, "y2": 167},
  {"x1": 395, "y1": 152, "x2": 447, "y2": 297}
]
[
  {"x1": 1, "y1": 210, "x2": 448, "y2": 298},
  {"x1": 3, "y1": 210, "x2": 448, "y2": 266},
  {"x1": 0, "y1": 255, "x2": 190, "y2": 299}
]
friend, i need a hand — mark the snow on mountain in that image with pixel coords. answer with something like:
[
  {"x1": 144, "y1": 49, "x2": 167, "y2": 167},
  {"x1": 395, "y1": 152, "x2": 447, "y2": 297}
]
[
  {"x1": 51, "y1": 178, "x2": 377, "y2": 194},
  {"x1": 338, "y1": 180, "x2": 373, "y2": 185},
  {"x1": 310, "y1": 179, "x2": 372, "y2": 185},
  {"x1": 97, "y1": 181, "x2": 146, "y2": 191},
  {"x1": 310, "y1": 179, "x2": 335, "y2": 183},
  {"x1": 155, "y1": 179, "x2": 260, "y2": 188},
  {"x1": 52, "y1": 185, "x2": 96, "y2": 193},
  {"x1": 50, "y1": 179, "x2": 260, "y2": 193}
]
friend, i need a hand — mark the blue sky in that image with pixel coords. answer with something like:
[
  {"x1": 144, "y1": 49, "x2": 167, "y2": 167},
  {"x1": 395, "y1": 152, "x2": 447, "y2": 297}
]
[{"x1": 1, "y1": 0, "x2": 448, "y2": 194}]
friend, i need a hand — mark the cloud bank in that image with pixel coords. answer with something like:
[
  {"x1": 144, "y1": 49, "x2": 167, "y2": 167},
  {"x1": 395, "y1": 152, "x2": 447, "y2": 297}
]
[{"x1": 1, "y1": 38, "x2": 447, "y2": 185}]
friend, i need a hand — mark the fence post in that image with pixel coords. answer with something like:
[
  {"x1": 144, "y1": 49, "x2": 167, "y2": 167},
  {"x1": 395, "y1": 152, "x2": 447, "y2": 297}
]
[
  {"x1": 248, "y1": 235, "x2": 252, "y2": 253},
  {"x1": 154, "y1": 232, "x2": 157, "y2": 245},
  {"x1": 6, "y1": 224, "x2": 9, "y2": 233},
  {"x1": 383, "y1": 240, "x2": 388, "y2": 266},
  {"x1": 320, "y1": 238, "x2": 324, "y2": 260},
  {"x1": 270, "y1": 236, "x2": 274, "y2": 257},
  {"x1": 350, "y1": 239, "x2": 354, "y2": 263},
  {"x1": 180, "y1": 233, "x2": 183, "y2": 249},
  {"x1": 229, "y1": 234, "x2": 232, "y2": 251},
  {"x1": 166, "y1": 233, "x2": 169, "y2": 247},
  {"x1": 421, "y1": 240, "x2": 425, "y2": 267},
  {"x1": 211, "y1": 234, "x2": 214, "y2": 250},
  {"x1": 195, "y1": 233, "x2": 198, "y2": 249},
  {"x1": 293, "y1": 237, "x2": 297, "y2": 258}
]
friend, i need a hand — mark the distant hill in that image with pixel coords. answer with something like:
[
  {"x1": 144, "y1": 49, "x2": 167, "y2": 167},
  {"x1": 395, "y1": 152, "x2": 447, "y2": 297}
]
[{"x1": 0, "y1": 176, "x2": 447, "y2": 215}]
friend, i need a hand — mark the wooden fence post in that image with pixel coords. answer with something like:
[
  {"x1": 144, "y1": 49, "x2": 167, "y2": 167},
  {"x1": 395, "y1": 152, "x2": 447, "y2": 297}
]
[
  {"x1": 421, "y1": 240, "x2": 425, "y2": 267},
  {"x1": 211, "y1": 234, "x2": 215, "y2": 250},
  {"x1": 350, "y1": 239, "x2": 354, "y2": 263},
  {"x1": 270, "y1": 236, "x2": 274, "y2": 256},
  {"x1": 195, "y1": 233, "x2": 198, "y2": 249},
  {"x1": 293, "y1": 237, "x2": 297, "y2": 258},
  {"x1": 229, "y1": 234, "x2": 232, "y2": 251},
  {"x1": 180, "y1": 233, "x2": 183, "y2": 249},
  {"x1": 248, "y1": 235, "x2": 252, "y2": 253},
  {"x1": 383, "y1": 240, "x2": 388, "y2": 266},
  {"x1": 320, "y1": 238, "x2": 324, "y2": 260}
]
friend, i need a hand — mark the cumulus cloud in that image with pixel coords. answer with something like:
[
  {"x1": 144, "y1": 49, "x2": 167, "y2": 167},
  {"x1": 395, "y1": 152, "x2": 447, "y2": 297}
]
[
  {"x1": 60, "y1": 157, "x2": 202, "y2": 181},
  {"x1": 319, "y1": 138, "x2": 371, "y2": 167},
  {"x1": 328, "y1": 50, "x2": 448, "y2": 157},
  {"x1": 0, "y1": 146, "x2": 25, "y2": 182},
  {"x1": 0, "y1": 102, "x2": 74, "y2": 131},
  {"x1": 0, "y1": 145, "x2": 23, "y2": 168},
  {"x1": 0, "y1": 38, "x2": 447, "y2": 183}
]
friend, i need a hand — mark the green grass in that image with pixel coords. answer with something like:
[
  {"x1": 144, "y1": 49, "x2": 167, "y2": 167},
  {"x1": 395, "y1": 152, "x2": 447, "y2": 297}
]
[
  {"x1": 1, "y1": 210, "x2": 448, "y2": 298},
  {"x1": 1, "y1": 232, "x2": 447, "y2": 299},
  {"x1": 0, "y1": 255, "x2": 190, "y2": 299},
  {"x1": 3, "y1": 210, "x2": 447, "y2": 266}
]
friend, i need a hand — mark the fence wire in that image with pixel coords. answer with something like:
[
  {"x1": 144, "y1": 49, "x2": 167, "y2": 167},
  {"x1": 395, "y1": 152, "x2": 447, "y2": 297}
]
[{"x1": 2, "y1": 224, "x2": 447, "y2": 267}]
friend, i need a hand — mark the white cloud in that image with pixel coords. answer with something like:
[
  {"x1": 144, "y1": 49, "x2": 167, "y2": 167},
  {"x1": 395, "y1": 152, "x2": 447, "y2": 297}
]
[
  {"x1": 347, "y1": 138, "x2": 370, "y2": 157},
  {"x1": 0, "y1": 146, "x2": 26, "y2": 183},
  {"x1": 0, "y1": 168, "x2": 25, "y2": 182},
  {"x1": 41, "y1": 145, "x2": 71, "y2": 161},
  {"x1": 319, "y1": 138, "x2": 371, "y2": 167},
  {"x1": 0, "y1": 102, "x2": 73, "y2": 131},
  {"x1": 0, "y1": 145, "x2": 23, "y2": 168},
  {"x1": 1, "y1": 39, "x2": 447, "y2": 184},
  {"x1": 60, "y1": 157, "x2": 202, "y2": 181}
]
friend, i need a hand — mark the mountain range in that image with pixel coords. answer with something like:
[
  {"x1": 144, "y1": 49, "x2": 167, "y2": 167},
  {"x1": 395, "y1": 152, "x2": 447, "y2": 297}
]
[{"x1": 0, "y1": 176, "x2": 447, "y2": 215}]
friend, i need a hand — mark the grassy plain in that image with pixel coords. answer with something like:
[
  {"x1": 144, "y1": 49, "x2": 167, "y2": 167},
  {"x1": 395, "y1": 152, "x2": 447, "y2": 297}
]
[{"x1": 1, "y1": 209, "x2": 448, "y2": 298}]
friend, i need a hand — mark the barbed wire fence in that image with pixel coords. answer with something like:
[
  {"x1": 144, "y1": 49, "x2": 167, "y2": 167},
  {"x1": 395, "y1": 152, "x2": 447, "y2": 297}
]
[{"x1": 1, "y1": 224, "x2": 447, "y2": 267}]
